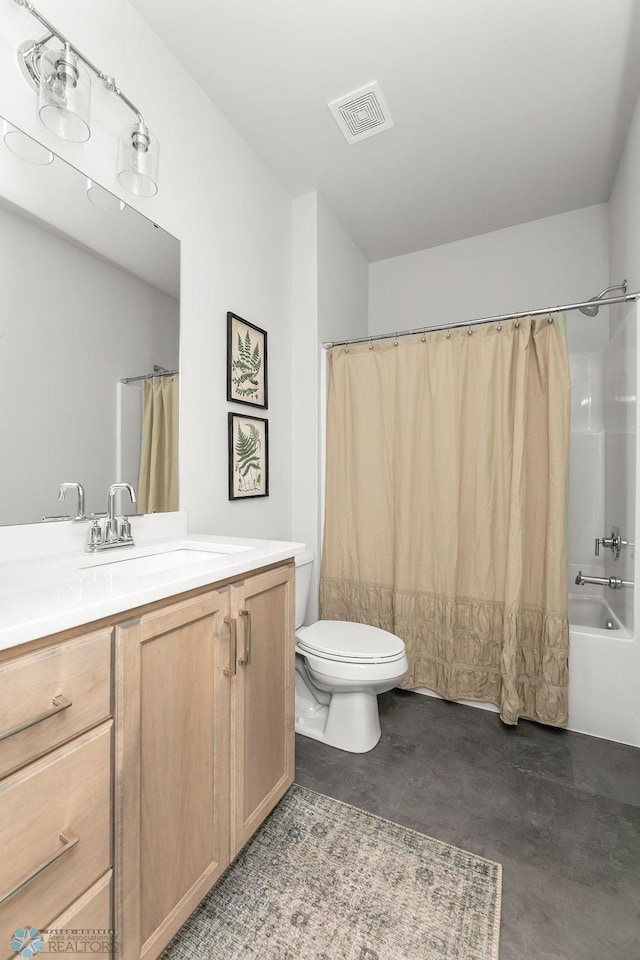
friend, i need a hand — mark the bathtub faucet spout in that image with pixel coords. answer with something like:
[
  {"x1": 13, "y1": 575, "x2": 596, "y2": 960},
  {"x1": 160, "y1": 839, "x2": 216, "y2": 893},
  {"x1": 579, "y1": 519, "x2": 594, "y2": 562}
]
[{"x1": 575, "y1": 571, "x2": 633, "y2": 590}]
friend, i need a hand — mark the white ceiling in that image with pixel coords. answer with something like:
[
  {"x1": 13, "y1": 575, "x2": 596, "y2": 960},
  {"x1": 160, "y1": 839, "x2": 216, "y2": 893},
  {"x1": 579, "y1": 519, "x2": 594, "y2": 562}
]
[{"x1": 131, "y1": 0, "x2": 640, "y2": 262}]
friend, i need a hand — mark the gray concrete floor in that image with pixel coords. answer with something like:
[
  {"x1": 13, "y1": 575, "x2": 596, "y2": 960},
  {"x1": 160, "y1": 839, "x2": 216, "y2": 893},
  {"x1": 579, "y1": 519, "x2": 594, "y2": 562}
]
[{"x1": 294, "y1": 689, "x2": 640, "y2": 960}]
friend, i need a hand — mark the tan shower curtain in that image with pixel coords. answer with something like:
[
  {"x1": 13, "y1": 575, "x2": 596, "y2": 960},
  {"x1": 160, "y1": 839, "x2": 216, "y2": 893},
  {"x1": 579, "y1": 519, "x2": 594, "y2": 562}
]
[
  {"x1": 138, "y1": 375, "x2": 179, "y2": 513},
  {"x1": 320, "y1": 317, "x2": 571, "y2": 727}
]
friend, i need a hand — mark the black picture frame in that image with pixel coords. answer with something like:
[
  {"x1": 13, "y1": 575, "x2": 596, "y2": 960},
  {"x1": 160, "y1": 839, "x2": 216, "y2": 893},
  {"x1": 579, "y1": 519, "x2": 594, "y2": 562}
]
[
  {"x1": 228, "y1": 412, "x2": 269, "y2": 500},
  {"x1": 227, "y1": 311, "x2": 268, "y2": 409}
]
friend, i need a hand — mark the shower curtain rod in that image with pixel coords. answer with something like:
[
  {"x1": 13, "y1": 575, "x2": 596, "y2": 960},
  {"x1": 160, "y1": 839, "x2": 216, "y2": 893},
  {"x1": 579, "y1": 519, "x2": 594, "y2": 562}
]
[
  {"x1": 121, "y1": 367, "x2": 178, "y2": 384},
  {"x1": 322, "y1": 290, "x2": 639, "y2": 349}
]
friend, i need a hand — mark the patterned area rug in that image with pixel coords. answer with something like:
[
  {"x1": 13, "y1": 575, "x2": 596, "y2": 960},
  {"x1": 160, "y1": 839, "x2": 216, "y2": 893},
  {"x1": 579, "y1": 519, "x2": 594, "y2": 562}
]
[{"x1": 160, "y1": 784, "x2": 502, "y2": 960}]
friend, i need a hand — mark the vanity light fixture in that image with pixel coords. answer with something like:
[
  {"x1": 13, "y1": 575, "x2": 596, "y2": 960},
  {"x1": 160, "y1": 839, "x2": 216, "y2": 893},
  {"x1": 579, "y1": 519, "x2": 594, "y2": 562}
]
[{"x1": 13, "y1": 0, "x2": 159, "y2": 196}]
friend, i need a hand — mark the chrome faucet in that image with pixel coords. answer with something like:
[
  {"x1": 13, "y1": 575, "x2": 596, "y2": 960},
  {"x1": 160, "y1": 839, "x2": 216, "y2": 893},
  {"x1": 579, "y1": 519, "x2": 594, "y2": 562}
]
[
  {"x1": 86, "y1": 482, "x2": 137, "y2": 552},
  {"x1": 58, "y1": 482, "x2": 88, "y2": 522}
]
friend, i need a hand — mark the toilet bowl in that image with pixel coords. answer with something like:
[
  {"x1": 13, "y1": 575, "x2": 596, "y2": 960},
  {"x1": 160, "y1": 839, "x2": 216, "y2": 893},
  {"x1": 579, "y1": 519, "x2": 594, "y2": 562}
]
[{"x1": 294, "y1": 551, "x2": 408, "y2": 753}]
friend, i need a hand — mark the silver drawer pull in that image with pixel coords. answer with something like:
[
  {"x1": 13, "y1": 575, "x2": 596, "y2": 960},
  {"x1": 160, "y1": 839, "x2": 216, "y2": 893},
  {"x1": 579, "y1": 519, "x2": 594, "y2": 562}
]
[
  {"x1": 238, "y1": 610, "x2": 252, "y2": 666},
  {"x1": 0, "y1": 828, "x2": 79, "y2": 905},
  {"x1": 0, "y1": 695, "x2": 72, "y2": 743}
]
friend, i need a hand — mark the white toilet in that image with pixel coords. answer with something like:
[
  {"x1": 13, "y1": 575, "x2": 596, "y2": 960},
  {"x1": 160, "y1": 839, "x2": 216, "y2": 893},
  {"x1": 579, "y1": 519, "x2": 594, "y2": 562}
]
[{"x1": 294, "y1": 550, "x2": 408, "y2": 753}]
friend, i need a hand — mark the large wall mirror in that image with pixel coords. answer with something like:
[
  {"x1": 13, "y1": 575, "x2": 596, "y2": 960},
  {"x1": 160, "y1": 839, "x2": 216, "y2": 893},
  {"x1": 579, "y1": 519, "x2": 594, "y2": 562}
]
[{"x1": 0, "y1": 117, "x2": 180, "y2": 527}]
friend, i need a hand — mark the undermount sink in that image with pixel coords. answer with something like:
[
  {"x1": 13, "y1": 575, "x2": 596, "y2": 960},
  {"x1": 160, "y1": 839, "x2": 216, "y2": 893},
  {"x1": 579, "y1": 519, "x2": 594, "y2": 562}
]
[{"x1": 81, "y1": 544, "x2": 251, "y2": 578}]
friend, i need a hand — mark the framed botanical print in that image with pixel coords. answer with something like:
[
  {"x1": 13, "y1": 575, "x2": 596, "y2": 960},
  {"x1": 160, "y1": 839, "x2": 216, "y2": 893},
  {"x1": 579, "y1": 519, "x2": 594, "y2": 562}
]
[
  {"x1": 228, "y1": 413, "x2": 269, "y2": 499},
  {"x1": 227, "y1": 311, "x2": 268, "y2": 408}
]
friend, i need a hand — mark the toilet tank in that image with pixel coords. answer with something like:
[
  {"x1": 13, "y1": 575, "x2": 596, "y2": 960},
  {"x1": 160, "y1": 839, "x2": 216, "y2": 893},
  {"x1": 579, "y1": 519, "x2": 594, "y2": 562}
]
[{"x1": 294, "y1": 550, "x2": 315, "y2": 628}]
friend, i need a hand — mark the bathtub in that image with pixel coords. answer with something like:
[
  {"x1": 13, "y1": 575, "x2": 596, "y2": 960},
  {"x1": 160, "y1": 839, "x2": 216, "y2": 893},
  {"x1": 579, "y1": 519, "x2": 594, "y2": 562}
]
[
  {"x1": 567, "y1": 592, "x2": 637, "y2": 744},
  {"x1": 568, "y1": 595, "x2": 622, "y2": 632}
]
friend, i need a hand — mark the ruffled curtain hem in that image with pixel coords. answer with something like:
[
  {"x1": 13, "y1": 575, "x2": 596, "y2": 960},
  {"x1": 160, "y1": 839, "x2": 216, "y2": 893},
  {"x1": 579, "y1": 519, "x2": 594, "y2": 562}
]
[{"x1": 320, "y1": 577, "x2": 569, "y2": 728}]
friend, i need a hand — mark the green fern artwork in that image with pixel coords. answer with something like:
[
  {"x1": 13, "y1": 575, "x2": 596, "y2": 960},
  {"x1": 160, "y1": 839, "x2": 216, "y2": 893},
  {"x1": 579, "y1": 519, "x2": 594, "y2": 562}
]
[
  {"x1": 235, "y1": 423, "x2": 262, "y2": 492},
  {"x1": 227, "y1": 312, "x2": 268, "y2": 409},
  {"x1": 232, "y1": 329, "x2": 262, "y2": 400},
  {"x1": 229, "y1": 414, "x2": 268, "y2": 498}
]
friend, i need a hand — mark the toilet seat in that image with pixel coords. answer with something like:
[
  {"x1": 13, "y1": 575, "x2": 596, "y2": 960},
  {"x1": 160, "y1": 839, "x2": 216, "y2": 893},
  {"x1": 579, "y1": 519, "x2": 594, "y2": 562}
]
[{"x1": 296, "y1": 620, "x2": 405, "y2": 664}]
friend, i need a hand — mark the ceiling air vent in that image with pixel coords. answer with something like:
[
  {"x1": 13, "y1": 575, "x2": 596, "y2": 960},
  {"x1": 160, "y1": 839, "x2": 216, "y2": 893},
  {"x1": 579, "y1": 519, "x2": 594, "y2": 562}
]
[{"x1": 328, "y1": 82, "x2": 394, "y2": 144}]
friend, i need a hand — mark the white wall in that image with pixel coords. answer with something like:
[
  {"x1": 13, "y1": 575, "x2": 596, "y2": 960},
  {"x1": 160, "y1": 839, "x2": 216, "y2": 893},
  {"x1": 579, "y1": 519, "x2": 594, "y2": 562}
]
[
  {"x1": 0, "y1": 203, "x2": 177, "y2": 525},
  {"x1": 610, "y1": 89, "x2": 640, "y2": 293},
  {"x1": 0, "y1": 0, "x2": 293, "y2": 540},
  {"x1": 291, "y1": 193, "x2": 368, "y2": 621},
  {"x1": 369, "y1": 204, "x2": 610, "y2": 350},
  {"x1": 317, "y1": 197, "x2": 369, "y2": 345}
]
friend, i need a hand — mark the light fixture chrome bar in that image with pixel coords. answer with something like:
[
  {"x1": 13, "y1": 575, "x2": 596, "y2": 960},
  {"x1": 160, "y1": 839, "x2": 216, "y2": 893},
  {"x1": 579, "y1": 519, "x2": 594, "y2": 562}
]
[
  {"x1": 14, "y1": 0, "x2": 144, "y2": 122},
  {"x1": 121, "y1": 368, "x2": 178, "y2": 384},
  {"x1": 322, "y1": 290, "x2": 639, "y2": 349}
]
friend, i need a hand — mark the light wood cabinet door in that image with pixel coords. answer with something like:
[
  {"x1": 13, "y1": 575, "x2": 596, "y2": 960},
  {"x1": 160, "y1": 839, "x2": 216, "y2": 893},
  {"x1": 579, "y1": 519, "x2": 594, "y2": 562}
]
[
  {"x1": 230, "y1": 564, "x2": 295, "y2": 857},
  {"x1": 115, "y1": 589, "x2": 232, "y2": 960}
]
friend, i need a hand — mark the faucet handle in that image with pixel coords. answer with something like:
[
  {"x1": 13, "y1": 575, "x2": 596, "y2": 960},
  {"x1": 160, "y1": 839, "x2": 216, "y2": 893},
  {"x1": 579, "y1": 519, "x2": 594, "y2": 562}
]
[
  {"x1": 595, "y1": 526, "x2": 626, "y2": 561},
  {"x1": 87, "y1": 518, "x2": 102, "y2": 549},
  {"x1": 104, "y1": 517, "x2": 117, "y2": 544},
  {"x1": 118, "y1": 516, "x2": 132, "y2": 540}
]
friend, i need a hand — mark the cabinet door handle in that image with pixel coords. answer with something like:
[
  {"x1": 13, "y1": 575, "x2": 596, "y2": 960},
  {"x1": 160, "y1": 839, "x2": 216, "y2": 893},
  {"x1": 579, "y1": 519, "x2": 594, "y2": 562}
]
[
  {"x1": 223, "y1": 617, "x2": 237, "y2": 677},
  {"x1": 0, "y1": 829, "x2": 79, "y2": 905},
  {"x1": 0, "y1": 694, "x2": 72, "y2": 743},
  {"x1": 238, "y1": 609, "x2": 251, "y2": 666}
]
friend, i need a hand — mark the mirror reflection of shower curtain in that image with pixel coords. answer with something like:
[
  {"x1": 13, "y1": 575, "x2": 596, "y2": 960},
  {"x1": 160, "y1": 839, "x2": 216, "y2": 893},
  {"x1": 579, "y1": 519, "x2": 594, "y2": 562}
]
[
  {"x1": 138, "y1": 375, "x2": 179, "y2": 513},
  {"x1": 320, "y1": 317, "x2": 571, "y2": 728}
]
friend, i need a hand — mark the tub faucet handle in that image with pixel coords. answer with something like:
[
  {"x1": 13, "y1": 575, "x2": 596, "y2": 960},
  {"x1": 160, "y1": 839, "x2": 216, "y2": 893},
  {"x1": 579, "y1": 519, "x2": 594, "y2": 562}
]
[{"x1": 595, "y1": 526, "x2": 626, "y2": 561}]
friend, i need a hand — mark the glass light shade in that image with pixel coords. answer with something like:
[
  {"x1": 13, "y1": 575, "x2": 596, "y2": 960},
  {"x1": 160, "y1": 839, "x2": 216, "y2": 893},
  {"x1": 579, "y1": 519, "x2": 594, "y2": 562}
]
[
  {"x1": 38, "y1": 46, "x2": 91, "y2": 143},
  {"x1": 117, "y1": 122, "x2": 159, "y2": 197},
  {"x1": 3, "y1": 122, "x2": 53, "y2": 165},
  {"x1": 86, "y1": 179, "x2": 126, "y2": 212}
]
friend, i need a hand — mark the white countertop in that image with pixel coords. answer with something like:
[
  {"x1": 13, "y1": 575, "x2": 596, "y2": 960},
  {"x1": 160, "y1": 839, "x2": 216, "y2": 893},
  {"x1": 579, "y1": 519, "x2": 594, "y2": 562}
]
[{"x1": 0, "y1": 530, "x2": 305, "y2": 651}]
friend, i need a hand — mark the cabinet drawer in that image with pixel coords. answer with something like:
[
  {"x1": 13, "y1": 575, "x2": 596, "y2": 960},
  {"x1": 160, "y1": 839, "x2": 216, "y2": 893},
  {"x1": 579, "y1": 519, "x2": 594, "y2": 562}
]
[
  {"x1": 39, "y1": 872, "x2": 113, "y2": 960},
  {"x1": 0, "y1": 628, "x2": 112, "y2": 778},
  {"x1": 0, "y1": 723, "x2": 112, "y2": 957}
]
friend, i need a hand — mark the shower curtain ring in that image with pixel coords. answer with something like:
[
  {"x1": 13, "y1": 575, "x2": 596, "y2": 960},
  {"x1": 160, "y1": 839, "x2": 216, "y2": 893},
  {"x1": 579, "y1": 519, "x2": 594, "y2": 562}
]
[
  {"x1": 446, "y1": 329, "x2": 451, "y2": 339},
  {"x1": 467, "y1": 326, "x2": 473, "y2": 335},
  {"x1": 394, "y1": 333, "x2": 399, "y2": 346},
  {"x1": 421, "y1": 327, "x2": 426, "y2": 342},
  {"x1": 344, "y1": 340, "x2": 349, "y2": 353},
  {"x1": 369, "y1": 337, "x2": 373, "y2": 350},
  {"x1": 496, "y1": 321, "x2": 502, "y2": 331},
  {"x1": 514, "y1": 319, "x2": 520, "y2": 328}
]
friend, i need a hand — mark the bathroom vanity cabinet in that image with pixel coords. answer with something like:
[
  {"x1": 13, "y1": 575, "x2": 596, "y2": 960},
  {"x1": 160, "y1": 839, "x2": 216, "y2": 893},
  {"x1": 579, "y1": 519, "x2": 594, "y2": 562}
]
[{"x1": 0, "y1": 559, "x2": 295, "y2": 960}]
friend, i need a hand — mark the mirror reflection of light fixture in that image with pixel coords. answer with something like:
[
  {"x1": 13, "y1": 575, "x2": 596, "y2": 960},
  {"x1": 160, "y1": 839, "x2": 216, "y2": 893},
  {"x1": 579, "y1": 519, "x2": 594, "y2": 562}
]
[
  {"x1": 86, "y1": 179, "x2": 126, "y2": 212},
  {"x1": 13, "y1": 0, "x2": 159, "y2": 197},
  {"x1": 2, "y1": 119, "x2": 53, "y2": 165}
]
